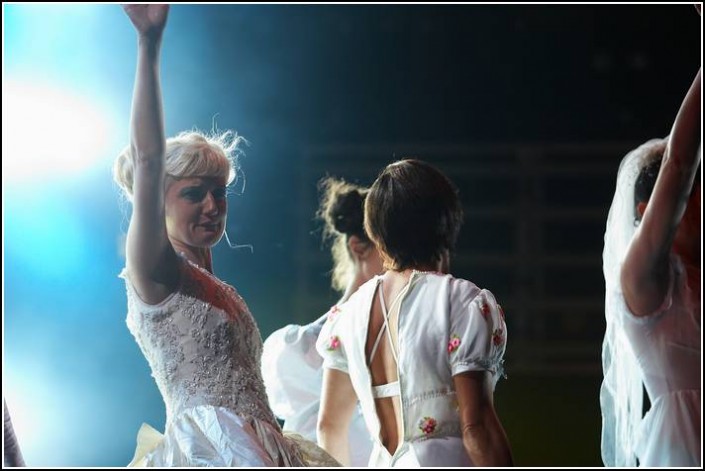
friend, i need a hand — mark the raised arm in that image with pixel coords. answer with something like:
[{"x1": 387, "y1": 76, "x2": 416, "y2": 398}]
[
  {"x1": 317, "y1": 368, "x2": 357, "y2": 466},
  {"x1": 123, "y1": 5, "x2": 179, "y2": 304},
  {"x1": 621, "y1": 68, "x2": 701, "y2": 316},
  {"x1": 454, "y1": 371, "x2": 513, "y2": 466}
]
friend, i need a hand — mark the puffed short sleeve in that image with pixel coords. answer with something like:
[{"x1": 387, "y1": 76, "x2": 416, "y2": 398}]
[
  {"x1": 448, "y1": 287, "x2": 507, "y2": 381},
  {"x1": 315, "y1": 305, "x2": 349, "y2": 374}
]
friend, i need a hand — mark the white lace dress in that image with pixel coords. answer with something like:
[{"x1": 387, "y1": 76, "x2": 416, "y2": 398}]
[{"x1": 120, "y1": 255, "x2": 336, "y2": 467}]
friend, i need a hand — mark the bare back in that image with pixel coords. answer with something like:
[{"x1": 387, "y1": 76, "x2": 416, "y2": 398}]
[{"x1": 364, "y1": 271, "x2": 412, "y2": 455}]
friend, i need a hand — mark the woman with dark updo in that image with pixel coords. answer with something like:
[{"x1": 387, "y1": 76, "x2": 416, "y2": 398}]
[{"x1": 261, "y1": 177, "x2": 383, "y2": 466}]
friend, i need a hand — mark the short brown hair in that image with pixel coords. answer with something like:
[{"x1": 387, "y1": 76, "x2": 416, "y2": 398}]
[{"x1": 364, "y1": 159, "x2": 463, "y2": 271}]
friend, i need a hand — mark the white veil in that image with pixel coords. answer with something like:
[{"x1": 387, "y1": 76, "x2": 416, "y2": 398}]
[{"x1": 599, "y1": 139, "x2": 663, "y2": 467}]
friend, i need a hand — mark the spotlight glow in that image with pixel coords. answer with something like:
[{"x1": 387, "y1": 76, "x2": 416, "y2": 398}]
[
  {"x1": 3, "y1": 364, "x2": 71, "y2": 466},
  {"x1": 2, "y1": 80, "x2": 111, "y2": 181}
]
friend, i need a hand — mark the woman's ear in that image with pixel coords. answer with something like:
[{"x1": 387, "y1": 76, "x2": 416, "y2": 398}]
[
  {"x1": 347, "y1": 235, "x2": 369, "y2": 261},
  {"x1": 439, "y1": 249, "x2": 450, "y2": 274},
  {"x1": 637, "y1": 201, "x2": 647, "y2": 220}
]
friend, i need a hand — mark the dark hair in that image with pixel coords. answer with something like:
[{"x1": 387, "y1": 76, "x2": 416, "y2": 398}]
[
  {"x1": 364, "y1": 159, "x2": 463, "y2": 271},
  {"x1": 634, "y1": 157, "x2": 662, "y2": 220},
  {"x1": 633, "y1": 145, "x2": 701, "y2": 221},
  {"x1": 317, "y1": 177, "x2": 371, "y2": 291}
]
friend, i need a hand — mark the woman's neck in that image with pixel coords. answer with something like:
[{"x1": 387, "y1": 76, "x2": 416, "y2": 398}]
[
  {"x1": 395, "y1": 260, "x2": 446, "y2": 276},
  {"x1": 170, "y1": 240, "x2": 213, "y2": 273},
  {"x1": 339, "y1": 270, "x2": 371, "y2": 304}
]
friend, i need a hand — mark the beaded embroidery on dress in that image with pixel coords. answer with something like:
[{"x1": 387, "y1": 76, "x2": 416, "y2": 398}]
[{"x1": 120, "y1": 254, "x2": 339, "y2": 466}]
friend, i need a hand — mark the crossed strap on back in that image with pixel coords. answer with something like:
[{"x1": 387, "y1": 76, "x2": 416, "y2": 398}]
[{"x1": 368, "y1": 280, "x2": 403, "y2": 399}]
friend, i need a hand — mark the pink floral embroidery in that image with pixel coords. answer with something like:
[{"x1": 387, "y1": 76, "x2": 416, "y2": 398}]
[
  {"x1": 327, "y1": 305, "x2": 341, "y2": 322},
  {"x1": 327, "y1": 335, "x2": 341, "y2": 351},
  {"x1": 447, "y1": 334, "x2": 461, "y2": 354},
  {"x1": 480, "y1": 302, "x2": 491, "y2": 319},
  {"x1": 498, "y1": 304, "x2": 505, "y2": 321},
  {"x1": 418, "y1": 416, "x2": 438, "y2": 435},
  {"x1": 492, "y1": 328, "x2": 504, "y2": 346}
]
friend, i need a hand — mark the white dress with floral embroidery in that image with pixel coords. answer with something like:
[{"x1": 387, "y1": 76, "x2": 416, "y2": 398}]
[
  {"x1": 316, "y1": 272, "x2": 507, "y2": 467},
  {"x1": 120, "y1": 255, "x2": 338, "y2": 467}
]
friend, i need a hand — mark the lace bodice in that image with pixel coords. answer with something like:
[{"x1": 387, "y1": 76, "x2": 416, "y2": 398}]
[{"x1": 121, "y1": 255, "x2": 278, "y2": 429}]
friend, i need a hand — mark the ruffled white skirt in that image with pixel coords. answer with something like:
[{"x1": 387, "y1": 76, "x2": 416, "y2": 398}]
[{"x1": 129, "y1": 404, "x2": 339, "y2": 467}]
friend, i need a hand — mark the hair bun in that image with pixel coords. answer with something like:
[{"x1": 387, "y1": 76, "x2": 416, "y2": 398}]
[
  {"x1": 329, "y1": 189, "x2": 366, "y2": 235},
  {"x1": 318, "y1": 176, "x2": 369, "y2": 239}
]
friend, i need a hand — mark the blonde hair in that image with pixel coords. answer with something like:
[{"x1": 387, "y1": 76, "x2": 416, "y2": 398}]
[
  {"x1": 114, "y1": 129, "x2": 245, "y2": 200},
  {"x1": 317, "y1": 176, "x2": 370, "y2": 292}
]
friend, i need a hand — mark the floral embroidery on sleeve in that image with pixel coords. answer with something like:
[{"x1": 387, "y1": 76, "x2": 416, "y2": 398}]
[
  {"x1": 498, "y1": 303, "x2": 505, "y2": 320},
  {"x1": 492, "y1": 328, "x2": 504, "y2": 347},
  {"x1": 447, "y1": 333, "x2": 461, "y2": 354},
  {"x1": 480, "y1": 301, "x2": 491, "y2": 319},
  {"x1": 327, "y1": 335, "x2": 341, "y2": 351},
  {"x1": 327, "y1": 305, "x2": 341, "y2": 322},
  {"x1": 418, "y1": 416, "x2": 438, "y2": 435}
]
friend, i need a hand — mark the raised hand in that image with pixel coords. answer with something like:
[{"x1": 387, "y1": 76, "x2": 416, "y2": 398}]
[{"x1": 122, "y1": 4, "x2": 170, "y2": 39}]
